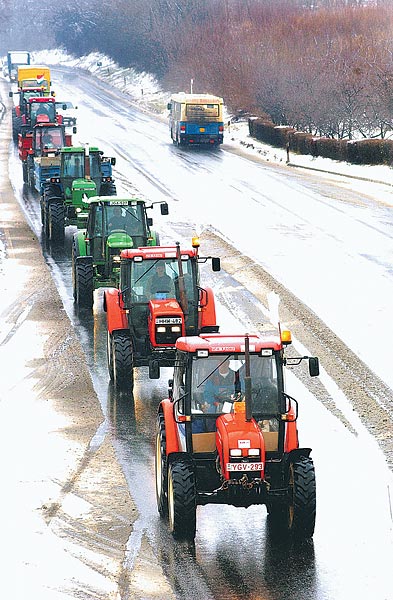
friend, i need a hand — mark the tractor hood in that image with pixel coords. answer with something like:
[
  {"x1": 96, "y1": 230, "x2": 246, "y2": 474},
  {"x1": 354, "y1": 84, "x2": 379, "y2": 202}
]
[{"x1": 107, "y1": 231, "x2": 133, "y2": 249}]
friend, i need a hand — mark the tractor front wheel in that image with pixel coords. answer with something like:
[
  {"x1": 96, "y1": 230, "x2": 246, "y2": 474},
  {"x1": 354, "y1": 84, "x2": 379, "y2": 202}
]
[
  {"x1": 155, "y1": 414, "x2": 168, "y2": 518},
  {"x1": 268, "y1": 456, "x2": 316, "y2": 540},
  {"x1": 111, "y1": 331, "x2": 133, "y2": 390},
  {"x1": 167, "y1": 458, "x2": 197, "y2": 540},
  {"x1": 287, "y1": 456, "x2": 316, "y2": 539}
]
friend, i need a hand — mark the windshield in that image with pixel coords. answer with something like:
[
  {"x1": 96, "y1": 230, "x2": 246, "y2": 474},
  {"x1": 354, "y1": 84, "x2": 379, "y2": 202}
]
[
  {"x1": 106, "y1": 204, "x2": 145, "y2": 236},
  {"x1": 130, "y1": 257, "x2": 196, "y2": 303},
  {"x1": 191, "y1": 354, "x2": 279, "y2": 416},
  {"x1": 35, "y1": 127, "x2": 64, "y2": 150},
  {"x1": 30, "y1": 102, "x2": 56, "y2": 125},
  {"x1": 62, "y1": 153, "x2": 101, "y2": 178}
]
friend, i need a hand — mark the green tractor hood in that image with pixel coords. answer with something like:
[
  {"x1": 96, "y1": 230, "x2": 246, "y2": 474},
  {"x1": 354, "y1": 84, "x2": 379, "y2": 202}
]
[
  {"x1": 107, "y1": 231, "x2": 134, "y2": 249},
  {"x1": 67, "y1": 178, "x2": 97, "y2": 205}
]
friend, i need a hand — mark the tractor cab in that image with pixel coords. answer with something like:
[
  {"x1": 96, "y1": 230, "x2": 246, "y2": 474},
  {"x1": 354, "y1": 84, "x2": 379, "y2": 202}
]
[
  {"x1": 72, "y1": 198, "x2": 169, "y2": 308},
  {"x1": 32, "y1": 124, "x2": 67, "y2": 155},
  {"x1": 119, "y1": 242, "x2": 220, "y2": 356},
  {"x1": 83, "y1": 198, "x2": 168, "y2": 280},
  {"x1": 60, "y1": 147, "x2": 116, "y2": 197},
  {"x1": 104, "y1": 239, "x2": 221, "y2": 389},
  {"x1": 155, "y1": 331, "x2": 320, "y2": 541},
  {"x1": 27, "y1": 97, "x2": 64, "y2": 127}
]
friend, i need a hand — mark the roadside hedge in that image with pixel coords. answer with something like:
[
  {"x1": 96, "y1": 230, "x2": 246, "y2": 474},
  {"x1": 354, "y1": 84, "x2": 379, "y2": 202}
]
[{"x1": 248, "y1": 118, "x2": 393, "y2": 165}]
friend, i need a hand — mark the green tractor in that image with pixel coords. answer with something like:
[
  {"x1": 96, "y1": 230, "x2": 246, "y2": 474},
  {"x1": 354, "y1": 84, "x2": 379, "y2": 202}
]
[
  {"x1": 40, "y1": 145, "x2": 117, "y2": 243},
  {"x1": 72, "y1": 196, "x2": 169, "y2": 308}
]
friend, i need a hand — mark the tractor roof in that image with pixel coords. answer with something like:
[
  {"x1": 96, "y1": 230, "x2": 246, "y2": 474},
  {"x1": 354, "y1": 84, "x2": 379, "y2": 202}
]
[
  {"x1": 121, "y1": 246, "x2": 197, "y2": 260},
  {"x1": 61, "y1": 146, "x2": 100, "y2": 153},
  {"x1": 28, "y1": 96, "x2": 55, "y2": 104},
  {"x1": 35, "y1": 122, "x2": 64, "y2": 129},
  {"x1": 175, "y1": 333, "x2": 284, "y2": 354},
  {"x1": 83, "y1": 196, "x2": 145, "y2": 206}
]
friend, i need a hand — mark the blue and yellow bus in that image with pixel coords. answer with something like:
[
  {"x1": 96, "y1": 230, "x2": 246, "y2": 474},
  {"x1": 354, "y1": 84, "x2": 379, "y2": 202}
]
[{"x1": 167, "y1": 93, "x2": 224, "y2": 147}]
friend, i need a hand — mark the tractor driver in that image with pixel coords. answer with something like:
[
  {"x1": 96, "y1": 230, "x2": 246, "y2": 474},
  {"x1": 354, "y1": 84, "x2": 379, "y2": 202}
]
[
  {"x1": 42, "y1": 131, "x2": 55, "y2": 148},
  {"x1": 148, "y1": 262, "x2": 175, "y2": 298},
  {"x1": 108, "y1": 206, "x2": 126, "y2": 231},
  {"x1": 202, "y1": 361, "x2": 240, "y2": 413}
]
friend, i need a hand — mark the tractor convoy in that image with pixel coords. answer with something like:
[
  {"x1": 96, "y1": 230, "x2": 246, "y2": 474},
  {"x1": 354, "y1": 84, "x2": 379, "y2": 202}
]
[{"x1": 6, "y1": 52, "x2": 321, "y2": 546}]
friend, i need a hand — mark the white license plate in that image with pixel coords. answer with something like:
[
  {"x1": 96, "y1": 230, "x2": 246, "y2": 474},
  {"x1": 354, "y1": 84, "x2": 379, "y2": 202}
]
[
  {"x1": 156, "y1": 317, "x2": 182, "y2": 324},
  {"x1": 226, "y1": 463, "x2": 263, "y2": 472}
]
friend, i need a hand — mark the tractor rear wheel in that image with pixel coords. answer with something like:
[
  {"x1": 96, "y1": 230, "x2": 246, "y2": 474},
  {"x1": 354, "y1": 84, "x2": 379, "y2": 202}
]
[
  {"x1": 155, "y1": 414, "x2": 168, "y2": 518},
  {"x1": 48, "y1": 201, "x2": 65, "y2": 244},
  {"x1": 167, "y1": 458, "x2": 196, "y2": 540},
  {"x1": 12, "y1": 114, "x2": 22, "y2": 143},
  {"x1": 75, "y1": 260, "x2": 94, "y2": 309},
  {"x1": 22, "y1": 162, "x2": 28, "y2": 183},
  {"x1": 111, "y1": 331, "x2": 133, "y2": 390}
]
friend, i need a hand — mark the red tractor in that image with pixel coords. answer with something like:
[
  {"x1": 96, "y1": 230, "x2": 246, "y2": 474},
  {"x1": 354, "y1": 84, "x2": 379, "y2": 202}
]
[
  {"x1": 18, "y1": 121, "x2": 74, "y2": 190},
  {"x1": 155, "y1": 330, "x2": 319, "y2": 541},
  {"x1": 104, "y1": 238, "x2": 221, "y2": 390}
]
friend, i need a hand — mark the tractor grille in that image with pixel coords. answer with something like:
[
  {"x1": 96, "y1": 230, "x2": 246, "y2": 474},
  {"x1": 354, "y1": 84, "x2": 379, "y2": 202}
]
[{"x1": 155, "y1": 316, "x2": 182, "y2": 345}]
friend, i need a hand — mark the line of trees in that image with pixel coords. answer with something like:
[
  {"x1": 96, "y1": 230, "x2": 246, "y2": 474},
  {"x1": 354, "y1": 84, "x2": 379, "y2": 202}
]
[{"x1": 2, "y1": 0, "x2": 393, "y2": 139}]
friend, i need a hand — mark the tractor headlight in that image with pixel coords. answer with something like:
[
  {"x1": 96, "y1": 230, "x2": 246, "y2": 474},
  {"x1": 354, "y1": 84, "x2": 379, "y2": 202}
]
[
  {"x1": 230, "y1": 449, "x2": 242, "y2": 457},
  {"x1": 248, "y1": 449, "x2": 260, "y2": 457}
]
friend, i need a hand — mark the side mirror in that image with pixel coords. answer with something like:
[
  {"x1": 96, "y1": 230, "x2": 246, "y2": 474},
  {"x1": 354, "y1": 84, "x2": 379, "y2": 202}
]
[
  {"x1": 160, "y1": 202, "x2": 169, "y2": 216},
  {"x1": 309, "y1": 357, "x2": 320, "y2": 377},
  {"x1": 111, "y1": 157, "x2": 116, "y2": 166},
  {"x1": 168, "y1": 378, "x2": 174, "y2": 399},
  {"x1": 9, "y1": 91, "x2": 13, "y2": 97},
  {"x1": 212, "y1": 257, "x2": 221, "y2": 272},
  {"x1": 167, "y1": 102, "x2": 172, "y2": 110},
  {"x1": 149, "y1": 359, "x2": 160, "y2": 379},
  {"x1": 147, "y1": 217, "x2": 153, "y2": 227},
  {"x1": 72, "y1": 126, "x2": 77, "y2": 134}
]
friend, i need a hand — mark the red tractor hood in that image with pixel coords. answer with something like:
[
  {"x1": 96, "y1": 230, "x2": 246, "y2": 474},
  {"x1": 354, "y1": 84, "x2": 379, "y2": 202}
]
[{"x1": 216, "y1": 412, "x2": 266, "y2": 480}]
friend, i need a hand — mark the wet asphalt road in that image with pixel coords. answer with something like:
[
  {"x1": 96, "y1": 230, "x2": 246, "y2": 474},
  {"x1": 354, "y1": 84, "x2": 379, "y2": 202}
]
[{"x1": 5, "y1": 68, "x2": 393, "y2": 599}]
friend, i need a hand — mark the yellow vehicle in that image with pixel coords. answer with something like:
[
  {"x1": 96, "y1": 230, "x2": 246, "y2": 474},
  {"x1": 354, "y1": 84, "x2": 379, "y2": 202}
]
[
  {"x1": 167, "y1": 93, "x2": 224, "y2": 147},
  {"x1": 17, "y1": 65, "x2": 51, "y2": 94}
]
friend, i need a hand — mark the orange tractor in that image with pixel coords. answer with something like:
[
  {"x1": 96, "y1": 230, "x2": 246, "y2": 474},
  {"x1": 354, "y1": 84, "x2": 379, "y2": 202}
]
[
  {"x1": 155, "y1": 330, "x2": 319, "y2": 541},
  {"x1": 104, "y1": 238, "x2": 220, "y2": 390}
]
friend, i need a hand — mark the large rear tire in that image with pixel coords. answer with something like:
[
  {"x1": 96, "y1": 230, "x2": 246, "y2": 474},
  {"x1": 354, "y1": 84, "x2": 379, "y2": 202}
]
[
  {"x1": 75, "y1": 260, "x2": 94, "y2": 309},
  {"x1": 22, "y1": 162, "x2": 28, "y2": 183},
  {"x1": 112, "y1": 331, "x2": 133, "y2": 390},
  {"x1": 167, "y1": 458, "x2": 197, "y2": 540},
  {"x1": 12, "y1": 113, "x2": 22, "y2": 143},
  {"x1": 48, "y1": 201, "x2": 65, "y2": 244},
  {"x1": 155, "y1": 414, "x2": 168, "y2": 518}
]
